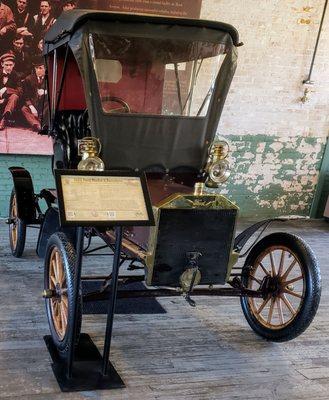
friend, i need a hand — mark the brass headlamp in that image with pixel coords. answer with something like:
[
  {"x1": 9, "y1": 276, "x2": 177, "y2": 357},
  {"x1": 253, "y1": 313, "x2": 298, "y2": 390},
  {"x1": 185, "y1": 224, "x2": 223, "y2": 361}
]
[
  {"x1": 77, "y1": 137, "x2": 105, "y2": 171},
  {"x1": 205, "y1": 140, "x2": 231, "y2": 188}
]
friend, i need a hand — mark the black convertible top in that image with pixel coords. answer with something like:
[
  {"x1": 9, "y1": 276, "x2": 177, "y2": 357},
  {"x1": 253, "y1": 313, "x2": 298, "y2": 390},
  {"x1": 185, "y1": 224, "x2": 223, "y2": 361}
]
[
  {"x1": 44, "y1": 9, "x2": 240, "y2": 172},
  {"x1": 44, "y1": 9, "x2": 242, "y2": 48}
]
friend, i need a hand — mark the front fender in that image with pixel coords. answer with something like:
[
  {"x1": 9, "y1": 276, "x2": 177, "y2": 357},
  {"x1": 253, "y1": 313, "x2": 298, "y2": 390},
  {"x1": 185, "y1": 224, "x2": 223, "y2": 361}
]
[{"x1": 234, "y1": 216, "x2": 308, "y2": 256}]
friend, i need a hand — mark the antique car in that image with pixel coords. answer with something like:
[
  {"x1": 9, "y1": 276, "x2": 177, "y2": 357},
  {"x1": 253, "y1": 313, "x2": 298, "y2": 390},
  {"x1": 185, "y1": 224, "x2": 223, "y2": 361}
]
[{"x1": 7, "y1": 10, "x2": 321, "y2": 359}]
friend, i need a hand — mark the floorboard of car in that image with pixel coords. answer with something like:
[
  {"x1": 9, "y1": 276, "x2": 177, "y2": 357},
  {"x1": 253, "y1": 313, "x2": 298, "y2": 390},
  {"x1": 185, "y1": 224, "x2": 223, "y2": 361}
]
[{"x1": 0, "y1": 218, "x2": 328, "y2": 399}]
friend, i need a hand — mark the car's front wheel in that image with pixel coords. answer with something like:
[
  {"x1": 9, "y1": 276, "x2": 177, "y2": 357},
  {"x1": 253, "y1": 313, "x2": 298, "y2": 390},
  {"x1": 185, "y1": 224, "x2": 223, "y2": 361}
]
[
  {"x1": 240, "y1": 232, "x2": 321, "y2": 342},
  {"x1": 44, "y1": 232, "x2": 82, "y2": 354}
]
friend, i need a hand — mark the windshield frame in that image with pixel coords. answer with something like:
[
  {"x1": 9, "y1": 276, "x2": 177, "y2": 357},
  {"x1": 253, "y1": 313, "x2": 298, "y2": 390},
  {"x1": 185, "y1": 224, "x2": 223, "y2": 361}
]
[{"x1": 88, "y1": 32, "x2": 228, "y2": 119}]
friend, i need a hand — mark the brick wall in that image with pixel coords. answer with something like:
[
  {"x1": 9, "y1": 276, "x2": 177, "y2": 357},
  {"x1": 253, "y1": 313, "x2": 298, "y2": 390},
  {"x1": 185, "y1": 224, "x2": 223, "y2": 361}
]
[{"x1": 200, "y1": 0, "x2": 329, "y2": 216}]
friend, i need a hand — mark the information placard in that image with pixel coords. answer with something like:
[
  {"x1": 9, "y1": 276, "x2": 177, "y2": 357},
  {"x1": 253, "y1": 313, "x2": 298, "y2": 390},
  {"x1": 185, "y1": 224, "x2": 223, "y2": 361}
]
[{"x1": 55, "y1": 170, "x2": 154, "y2": 227}]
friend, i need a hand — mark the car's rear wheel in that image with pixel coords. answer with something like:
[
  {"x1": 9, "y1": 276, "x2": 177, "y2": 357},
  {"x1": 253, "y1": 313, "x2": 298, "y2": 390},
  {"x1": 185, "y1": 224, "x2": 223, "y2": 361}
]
[
  {"x1": 44, "y1": 232, "x2": 82, "y2": 354},
  {"x1": 8, "y1": 189, "x2": 26, "y2": 257},
  {"x1": 240, "y1": 233, "x2": 321, "y2": 342}
]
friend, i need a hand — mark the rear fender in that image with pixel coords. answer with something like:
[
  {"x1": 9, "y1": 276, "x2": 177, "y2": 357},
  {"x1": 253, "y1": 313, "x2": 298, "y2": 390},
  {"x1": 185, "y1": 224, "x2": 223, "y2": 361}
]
[{"x1": 8, "y1": 167, "x2": 37, "y2": 224}]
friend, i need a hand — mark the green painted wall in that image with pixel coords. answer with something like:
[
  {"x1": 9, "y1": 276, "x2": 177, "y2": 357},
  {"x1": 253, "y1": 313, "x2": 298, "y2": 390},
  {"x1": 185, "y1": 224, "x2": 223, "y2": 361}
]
[
  {"x1": 0, "y1": 134, "x2": 325, "y2": 218},
  {"x1": 0, "y1": 155, "x2": 54, "y2": 217},
  {"x1": 311, "y1": 139, "x2": 329, "y2": 218},
  {"x1": 219, "y1": 135, "x2": 325, "y2": 218}
]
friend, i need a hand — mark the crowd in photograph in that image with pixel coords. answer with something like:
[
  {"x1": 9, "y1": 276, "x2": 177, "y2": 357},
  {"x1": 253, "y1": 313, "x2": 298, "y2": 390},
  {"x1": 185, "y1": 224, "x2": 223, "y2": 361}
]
[{"x1": 0, "y1": 0, "x2": 77, "y2": 130}]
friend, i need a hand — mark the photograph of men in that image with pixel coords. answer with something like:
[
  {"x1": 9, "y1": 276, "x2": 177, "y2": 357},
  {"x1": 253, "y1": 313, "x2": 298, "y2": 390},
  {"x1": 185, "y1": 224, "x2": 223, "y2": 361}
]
[
  {"x1": 13, "y1": 0, "x2": 33, "y2": 41},
  {"x1": 0, "y1": 1, "x2": 16, "y2": 52},
  {"x1": 0, "y1": 52, "x2": 21, "y2": 130},
  {"x1": 21, "y1": 56, "x2": 46, "y2": 131},
  {"x1": 32, "y1": 0, "x2": 55, "y2": 44},
  {"x1": 62, "y1": 0, "x2": 76, "y2": 12},
  {"x1": 0, "y1": 0, "x2": 200, "y2": 155},
  {"x1": 12, "y1": 34, "x2": 31, "y2": 78}
]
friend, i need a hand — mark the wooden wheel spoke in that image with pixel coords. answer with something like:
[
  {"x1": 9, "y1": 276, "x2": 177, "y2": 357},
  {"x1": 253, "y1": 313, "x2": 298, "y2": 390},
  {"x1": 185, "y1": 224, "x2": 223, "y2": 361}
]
[
  {"x1": 251, "y1": 276, "x2": 262, "y2": 285},
  {"x1": 267, "y1": 298, "x2": 275, "y2": 323},
  {"x1": 284, "y1": 275, "x2": 303, "y2": 286},
  {"x1": 280, "y1": 294, "x2": 296, "y2": 315},
  {"x1": 11, "y1": 227, "x2": 17, "y2": 247},
  {"x1": 256, "y1": 297, "x2": 270, "y2": 315},
  {"x1": 278, "y1": 250, "x2": 285, "y2": 277},
  {"x1": 281, "y1": 259, "x2": 297, "y2": 280},
  {"x1": 53, "y1": 301, "x2": 59, "y2": 315},
  {"x1": 60, "y1": 304, "x2": 67, "y2": 326},
  {"x1": 283, "y1": 288, "x2": 303, "y2": 299},
  {"x1": 259, "y1": 262, "x2": 270, "y2": 276},
  {"x1": 55, "y1": 251, "x2": 63, "y2": 283},
  {"x1": 59, "y1": 272, "x2": 66, "y2": 286},
  {"x1": 50, "y1": 275, "x2": 57, "y2": 287},
  {"x1": 62, "y1": 295, "x2": 68, "y2": 309},
  {"x1": 52, "y1": 259, "x2": 59, "y2": 282},
  {"x1": 12, "y1": 196, "x2": 17, "y2": 218},
  {"x1": 269, "y1": 252, "x2": 276, "y2": 276},
  {"x1": 59, "y1": 307, "x2": 65, "y2": 330},
  {"x1": 276, "y1": 297, "x2": 284, "y2": 325}
]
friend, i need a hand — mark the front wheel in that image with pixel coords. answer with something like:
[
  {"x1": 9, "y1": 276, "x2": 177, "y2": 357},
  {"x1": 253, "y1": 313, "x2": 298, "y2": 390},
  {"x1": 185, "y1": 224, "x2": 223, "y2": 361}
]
[
  {"x1": 240, "y1": 232, "x2": 321, "y2": 342},
  {"x1": 8, "y1": 189, "x2": 26, "y2": 257},
  {"x1": 44, "y1": 232, "x2": 82, "y2": 354}
]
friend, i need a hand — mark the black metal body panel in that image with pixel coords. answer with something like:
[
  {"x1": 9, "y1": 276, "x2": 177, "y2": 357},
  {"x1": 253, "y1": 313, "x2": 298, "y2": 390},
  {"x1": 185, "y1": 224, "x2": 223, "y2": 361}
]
[
  {"x1": 151, "y1": 208, "x2": 237, "y2": 286},
  {"x1": 8, "y1": 167, "x2": 37, "y2": 224},
  {"x1": 37, "y1": 207, "x2": 77, "y2": 258}
]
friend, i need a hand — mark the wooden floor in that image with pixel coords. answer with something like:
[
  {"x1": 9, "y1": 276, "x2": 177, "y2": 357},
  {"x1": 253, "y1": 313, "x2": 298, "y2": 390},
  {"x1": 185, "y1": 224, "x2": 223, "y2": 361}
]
[{"x1": 0, "y1": 219, "x2": 328, "y2": 399}]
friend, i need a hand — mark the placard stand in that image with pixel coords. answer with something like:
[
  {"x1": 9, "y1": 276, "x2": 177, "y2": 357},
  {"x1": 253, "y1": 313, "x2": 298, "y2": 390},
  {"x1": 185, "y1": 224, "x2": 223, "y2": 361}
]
[
  {"x1": 44, "y1": 226, "x2": 125, "y2": 391},
  {"x1": 44, "y1": 170, "x2": 154, "y2": 392}
]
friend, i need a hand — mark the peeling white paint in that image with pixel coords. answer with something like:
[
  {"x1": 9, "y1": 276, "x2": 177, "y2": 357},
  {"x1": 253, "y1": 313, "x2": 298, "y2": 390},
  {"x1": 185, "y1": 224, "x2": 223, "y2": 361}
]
[
  {"x1": 270, "y1": 142, "x2": 284, "y2": 152},
  {"x1": 222, "y1": 136, "x2": 324, "y2": 213}
]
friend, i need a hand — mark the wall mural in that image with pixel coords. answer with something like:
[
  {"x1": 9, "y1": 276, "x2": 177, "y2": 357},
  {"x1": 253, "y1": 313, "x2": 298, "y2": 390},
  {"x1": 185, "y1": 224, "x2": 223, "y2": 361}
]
[{"x1": 0, "y1": 0, "x2": 201, "y2": 155}]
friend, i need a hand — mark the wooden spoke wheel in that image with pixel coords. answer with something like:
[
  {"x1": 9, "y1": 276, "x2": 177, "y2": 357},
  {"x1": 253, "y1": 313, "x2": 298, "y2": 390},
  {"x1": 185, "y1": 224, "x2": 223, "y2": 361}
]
[
  {"x1": 44, "y1": 232, "x2": 82, "y2": 353},
  {"x1": 8, "y1": 189, "x2": 26, "y2": 257},
  {"x1": 49, "y1": 247, "x2": 69, "y2": 340},
  {"x1": 240, "y1": 232, "x2": 321, "y2": 342}
]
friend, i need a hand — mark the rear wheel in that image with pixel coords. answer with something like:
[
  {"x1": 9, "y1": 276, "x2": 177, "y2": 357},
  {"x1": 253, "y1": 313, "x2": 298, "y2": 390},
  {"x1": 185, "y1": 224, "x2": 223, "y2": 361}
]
[
  {"x1": 240, "y1": 233, "x2": 321, "y2": 342},
  {"x1": 8, "y1": 189, "x2": 26, "y2": 257},
  {"x1": 44, "y1": 232, "x2": 82, "y2": 354}
]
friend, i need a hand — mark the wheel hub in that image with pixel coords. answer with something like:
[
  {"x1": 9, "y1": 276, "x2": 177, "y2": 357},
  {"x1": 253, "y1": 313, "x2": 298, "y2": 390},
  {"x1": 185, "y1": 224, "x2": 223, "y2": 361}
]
[
  {"x1": 55, "y1": 283, "x2": 63, "y2": 300},
  {"x1": 262, "y1": 275, "x2": 286, "y2": 298}
]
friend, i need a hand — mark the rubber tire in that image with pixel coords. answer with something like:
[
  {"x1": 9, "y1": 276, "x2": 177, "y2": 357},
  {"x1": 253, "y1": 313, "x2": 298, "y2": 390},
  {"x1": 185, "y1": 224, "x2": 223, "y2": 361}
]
[
  {"x1": 8, "y1": 189, "x2": 26, "y2": 258},
  {"x1": 240, "y1": 232, "x2": 321, "y2": 342},
  {"x1": 44, "y1": 232, "x2": 82, "y2": 354}
]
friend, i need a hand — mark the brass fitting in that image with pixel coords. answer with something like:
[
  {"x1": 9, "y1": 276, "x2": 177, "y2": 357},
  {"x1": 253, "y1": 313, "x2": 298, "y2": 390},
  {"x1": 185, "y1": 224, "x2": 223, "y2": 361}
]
[
  {"x1": 42, "y1": 289, "x2": 56, "y2": 298},
  {"x1": 77, "y1": 137, "x2": 105, "y2": 171},
  {"x1": 194, "y1": 182, "x2": 205, "y2": 195},
  {"x1": 211, "y1": 141, "x2": 229, "y2": 161}
]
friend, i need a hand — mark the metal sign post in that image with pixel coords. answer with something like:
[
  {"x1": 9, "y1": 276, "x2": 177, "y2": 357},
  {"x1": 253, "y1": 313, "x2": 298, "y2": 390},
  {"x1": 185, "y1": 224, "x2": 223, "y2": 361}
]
[{"x1": 102, "y1": 226, "x2": 123, "y2": 376}]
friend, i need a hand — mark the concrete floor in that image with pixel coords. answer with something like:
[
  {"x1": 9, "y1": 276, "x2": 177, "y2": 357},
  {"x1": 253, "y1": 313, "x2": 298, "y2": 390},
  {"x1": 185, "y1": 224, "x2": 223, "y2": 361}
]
[{"x1": 0, "y1": 218, "x2": 328, "y2": 399}]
